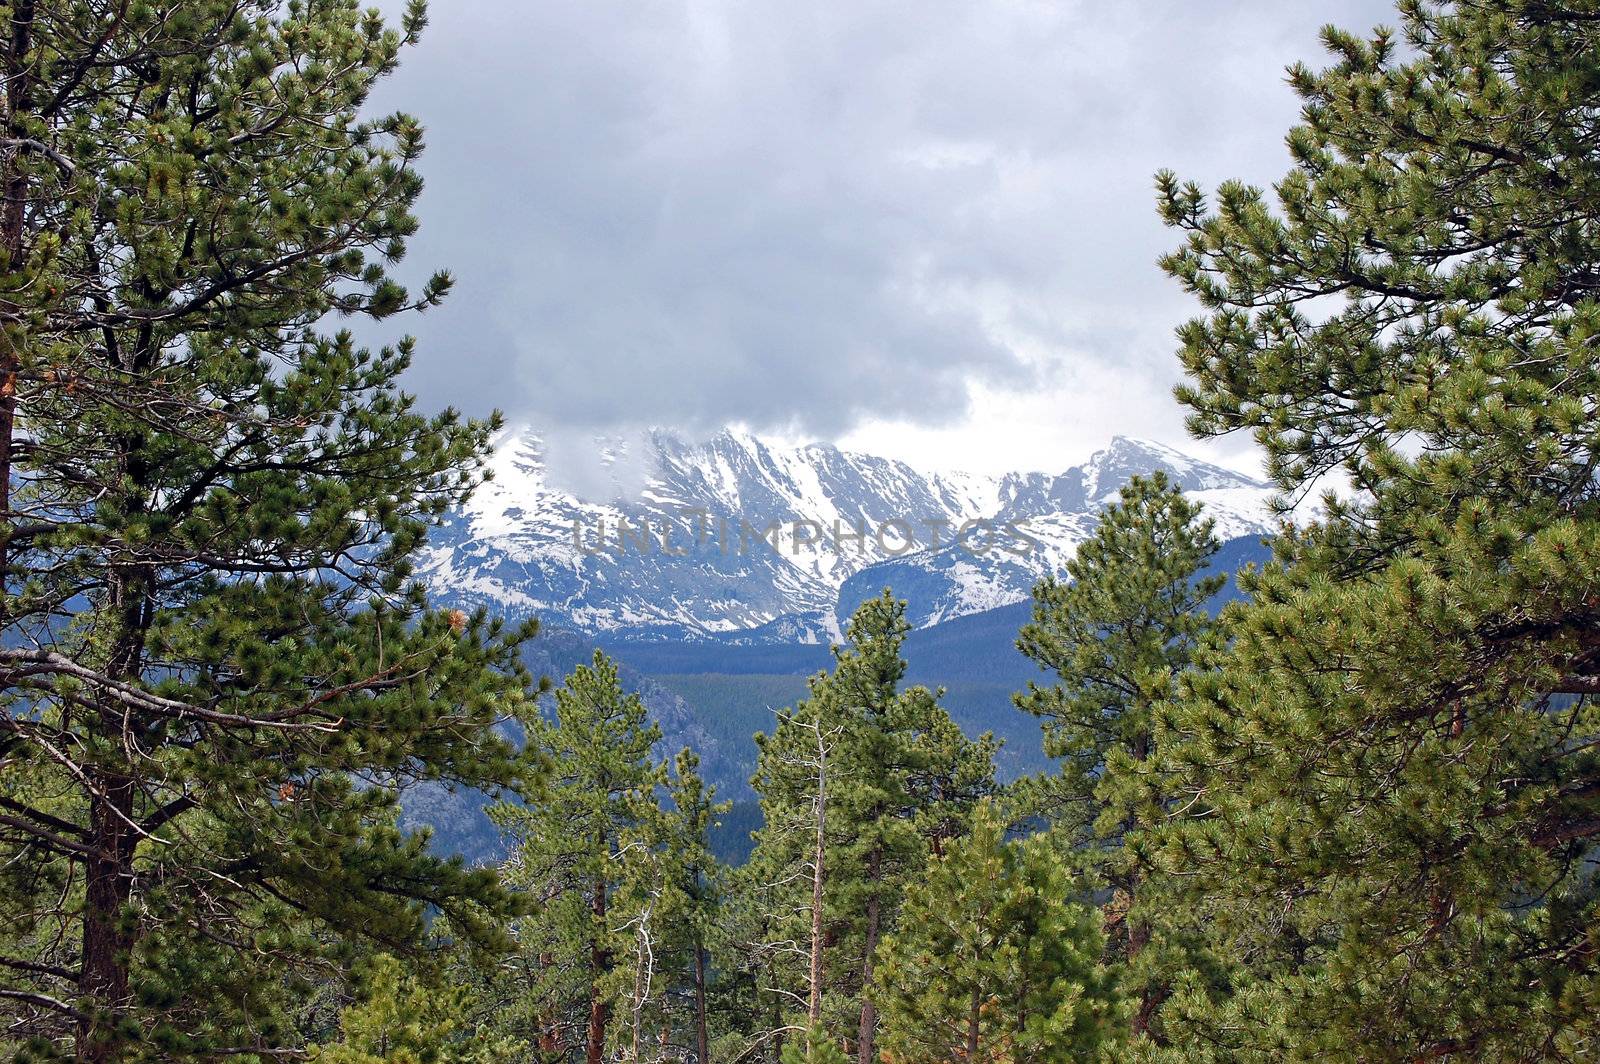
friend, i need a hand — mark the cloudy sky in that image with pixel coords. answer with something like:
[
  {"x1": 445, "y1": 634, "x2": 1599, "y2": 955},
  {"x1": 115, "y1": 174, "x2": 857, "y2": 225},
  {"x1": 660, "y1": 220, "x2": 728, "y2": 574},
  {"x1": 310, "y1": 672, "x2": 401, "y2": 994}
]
[{"x1": 368, "y1": 0, "x2": 1396, "y2": 477}]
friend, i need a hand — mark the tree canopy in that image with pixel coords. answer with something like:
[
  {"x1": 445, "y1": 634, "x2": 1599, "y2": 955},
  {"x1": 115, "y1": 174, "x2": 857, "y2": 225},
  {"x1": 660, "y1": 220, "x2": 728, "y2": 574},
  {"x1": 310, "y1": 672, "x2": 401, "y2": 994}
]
[
  {"x1": 0, "y1": 3, "x2": 542, "y2": 1060},
  {"x1": 1143, "y1": 1, "x2": 1600, "y2": 1057}
]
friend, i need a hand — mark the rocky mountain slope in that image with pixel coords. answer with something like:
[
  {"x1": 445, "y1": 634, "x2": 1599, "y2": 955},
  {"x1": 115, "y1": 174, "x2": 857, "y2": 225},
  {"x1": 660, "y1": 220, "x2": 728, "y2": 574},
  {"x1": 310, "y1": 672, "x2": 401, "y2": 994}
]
[{"x1": 416, "y1": 428, "x2": 1276, "y2": 641}]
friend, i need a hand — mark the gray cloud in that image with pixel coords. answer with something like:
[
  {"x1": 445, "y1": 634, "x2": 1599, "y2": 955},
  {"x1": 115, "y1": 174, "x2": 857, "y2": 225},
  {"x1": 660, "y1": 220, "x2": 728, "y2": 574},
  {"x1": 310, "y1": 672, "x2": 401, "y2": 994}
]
[{"x1": 366, "y1": 0, "x2": 1397, "y2": 459}]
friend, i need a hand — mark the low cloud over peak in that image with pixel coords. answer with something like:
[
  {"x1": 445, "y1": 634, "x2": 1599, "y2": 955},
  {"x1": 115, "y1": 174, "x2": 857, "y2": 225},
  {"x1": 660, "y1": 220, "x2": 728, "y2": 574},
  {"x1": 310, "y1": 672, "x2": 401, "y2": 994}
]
[{"x1": 370, "y1": 0, "x2": 1396, "y2": 472}]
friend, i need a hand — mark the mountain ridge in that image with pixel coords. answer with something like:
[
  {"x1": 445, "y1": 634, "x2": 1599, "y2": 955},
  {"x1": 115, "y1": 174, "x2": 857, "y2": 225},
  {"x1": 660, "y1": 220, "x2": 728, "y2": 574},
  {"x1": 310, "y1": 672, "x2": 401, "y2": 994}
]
[{"x1": 416, "y1": 428, "x2": 1275, "y2": 642}]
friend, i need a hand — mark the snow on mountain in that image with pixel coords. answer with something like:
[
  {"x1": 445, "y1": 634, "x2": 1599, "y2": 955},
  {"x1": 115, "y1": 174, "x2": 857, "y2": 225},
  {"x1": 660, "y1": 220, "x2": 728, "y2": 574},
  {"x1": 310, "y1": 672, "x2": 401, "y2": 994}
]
[{"x1": 415, "y1": 429, "x2": 1278, "y2": 641}]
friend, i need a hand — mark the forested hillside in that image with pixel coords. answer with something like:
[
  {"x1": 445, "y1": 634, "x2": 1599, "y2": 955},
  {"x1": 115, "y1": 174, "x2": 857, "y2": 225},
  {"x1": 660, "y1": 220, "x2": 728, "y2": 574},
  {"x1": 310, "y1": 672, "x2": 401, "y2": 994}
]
[
  {"x1": 401, "y1": 531, "x2": 1267, "y2": 865},
  {"x1": 4, "y1": 1, "x2": 1600, "y2": 1062}
]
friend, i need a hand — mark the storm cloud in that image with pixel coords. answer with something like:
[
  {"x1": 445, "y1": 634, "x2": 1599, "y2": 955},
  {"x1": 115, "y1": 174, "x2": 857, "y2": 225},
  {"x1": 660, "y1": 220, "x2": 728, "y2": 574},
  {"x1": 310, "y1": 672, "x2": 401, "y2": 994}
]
[{"x1": 368, "y1": 0, "x2": 1397, "y2": 472}]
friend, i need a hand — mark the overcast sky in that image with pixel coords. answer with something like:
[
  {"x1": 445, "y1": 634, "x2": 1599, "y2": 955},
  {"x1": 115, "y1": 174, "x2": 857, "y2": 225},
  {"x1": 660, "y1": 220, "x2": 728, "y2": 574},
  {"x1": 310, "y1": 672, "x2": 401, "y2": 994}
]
[{"x1": 366, "y1": 0, "x2": 1397, "y2": 477}]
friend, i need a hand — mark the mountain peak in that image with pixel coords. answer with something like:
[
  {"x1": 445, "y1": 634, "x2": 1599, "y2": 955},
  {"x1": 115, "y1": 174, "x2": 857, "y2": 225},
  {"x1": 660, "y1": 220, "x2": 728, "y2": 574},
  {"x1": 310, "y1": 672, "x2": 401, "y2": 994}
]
[
  {"x1": 1104, "y1": 433, "x2": 1174, "y2": 453},
  {"x1": 708, "y1": 425, "x2": 757, "y2": 448},
  {"x1": 421, "y1": 427, "x2": 1278, "y2": 641},
  {"x1": 1080, "y1": 435, "x2": 1264, "y2": 500}
]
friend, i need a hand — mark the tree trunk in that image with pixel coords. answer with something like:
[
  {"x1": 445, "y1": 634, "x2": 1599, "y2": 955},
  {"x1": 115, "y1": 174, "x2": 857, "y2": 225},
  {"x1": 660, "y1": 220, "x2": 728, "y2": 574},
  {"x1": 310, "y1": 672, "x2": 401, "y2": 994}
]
[
  {"x1": 587, "y1": 866, "x2": 610, "y2": 1064},
  {"x1": 856, "y1": 847, "x2": 882, "y2": 1064},
  {"x1": 76, "y1": 550, "x2": 152, "y2": 1063},
  {"x1": 966, "y1": 983, "x2": 981, "y2": 1063},
  {"x1": 627, "y1": 904, "x2": 650, "y2": 1064},
  {"x1": 78, "y1": 773, "x2": 134, "y2": 1064},
  {"x1": 630, "y1": 949, "x2": 643, "y2": 1064},
  {"x1": 1125, "y1": 727, "x2": 1164, "y2": 1039},
  {"x1": 693, "y1": 941, "x2": 709, "y2": 1064},
  {"x1": 1124, "y1": 853, "x2": 1166, "y2": 1038},
  {"x1": 771, "y1": 982, "x2": 785, "y2": 1063},
  {"x1": 808, "y1": 733, "x2": 828, "y2": 1035},
  {"x1": 1, "y1": 0, "x2": 33, "y2": 250},
  {"x1": 0, "y1": 0, "x2": 36, "y2": 605},
  {"x1": 537, "y1": 950, "x2": 562, "y2": 1060},
  {"x1": 1128, "y1": 913, "x2": 1159, "y2": 1037}
]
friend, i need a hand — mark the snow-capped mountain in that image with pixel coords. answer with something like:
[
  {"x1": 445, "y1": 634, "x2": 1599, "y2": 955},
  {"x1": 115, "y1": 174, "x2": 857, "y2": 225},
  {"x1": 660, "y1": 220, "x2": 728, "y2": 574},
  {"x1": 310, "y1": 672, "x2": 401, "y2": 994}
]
[{"x1": 416, "y1": 428, "x2": 1278, "y2": 642}]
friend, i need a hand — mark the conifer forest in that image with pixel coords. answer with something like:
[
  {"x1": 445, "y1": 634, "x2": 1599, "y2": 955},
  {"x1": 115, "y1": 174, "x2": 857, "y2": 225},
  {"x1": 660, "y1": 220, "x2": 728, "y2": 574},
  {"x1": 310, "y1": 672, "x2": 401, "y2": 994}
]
[{"x1": 3, "y1": 1, "x2": 1600, "y2": 1061}]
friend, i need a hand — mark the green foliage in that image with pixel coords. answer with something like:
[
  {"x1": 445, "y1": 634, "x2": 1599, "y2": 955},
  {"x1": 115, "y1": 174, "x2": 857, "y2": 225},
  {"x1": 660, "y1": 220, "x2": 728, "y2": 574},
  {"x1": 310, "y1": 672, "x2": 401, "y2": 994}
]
[
  {"x1": 651, "y1": 674, "x2": 796, "y2": 763},
  {"x1": 732, "y1": 592, "x2": 998, "y2": 1059},
  {"x1": 488, "y1": 653, "x2": 663, "y2": 1059},
  {"x1": 872, "y1": 800, "x2": 1123, "y2": 1064},
  {"x1": 603, "y1": 749, "x2": 729, "y2": 1064},
  {"x1": 1013, "y1": 474, "x2": 1224, "y2": 1043},
  {"x1": 778, "y1": 1027, "x2": 850, "y2": 1064},
  {"x1": 15, "y1": 1, "x2": 1600, "y2": 1061},
  {"x1": 311, "y1": 955, "x2": 522, "y2": 1064},
  {"x1": 652, "y1": 670, "x2": 1053, "y2": 797},
  {"x1": 1142, "y1": 1, "x2": 1600, "y2": 1058},
  {"x1": 487, "y1": 654, "x2": 727, "y2": 1063},
  {"x1": 1016, "y1": 472, "x2": 1223, "y2": 836},
  {"x1": 0, "y1": 2, "x2": 542, "y2": 1060}
]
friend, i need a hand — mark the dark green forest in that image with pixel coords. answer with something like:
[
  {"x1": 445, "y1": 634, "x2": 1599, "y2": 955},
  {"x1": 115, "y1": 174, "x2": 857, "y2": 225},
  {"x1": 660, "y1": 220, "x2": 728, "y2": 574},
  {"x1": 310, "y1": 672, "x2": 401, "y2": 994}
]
[{"x1": 4, "y1": 1, "x2": 1600, "y2": 1061}]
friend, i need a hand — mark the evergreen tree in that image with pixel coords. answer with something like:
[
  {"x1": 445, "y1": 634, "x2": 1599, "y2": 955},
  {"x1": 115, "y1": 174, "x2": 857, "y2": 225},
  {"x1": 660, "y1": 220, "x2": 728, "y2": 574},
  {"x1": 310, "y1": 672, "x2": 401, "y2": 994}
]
[
  {"x1": 1015, "y1": 474, "x2": 1223, "y2": 1038},
  {"x1": 311, "y1": 954, "x2": 522, "y2": 1064},
  {"x1": 665, "y1": 751, "x2": 727, "y2": 1064},
  {"x1": 713, "y1": 839, "x2": 807, "y2": 1063},
  {"x1": 605, "y1": 749, "x2": 728, "y2": 1064},
  {"x1": 491, "y1": 653, "x2": 663, "y2": 1064},
  {"x1": 871, "y1": 800, "x2": 1122, "y2": 1064},
  {"x1": 736, "y1": 593, "x2": 997, "y2": 1061},
  {"x1": 0, "y1": 3, "x2": 541, "y2": 1061},
  {"x1": 1145, "y1": 1, "x2": 1600, "y2": 1057},
  {"x1": 778, "y1": 1027, "x2": 850, "y2": 1064}
]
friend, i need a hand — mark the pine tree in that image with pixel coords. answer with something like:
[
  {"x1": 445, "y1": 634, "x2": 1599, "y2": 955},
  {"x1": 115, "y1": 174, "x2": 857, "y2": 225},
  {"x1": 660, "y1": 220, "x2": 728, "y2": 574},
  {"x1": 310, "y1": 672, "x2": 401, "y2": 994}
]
[
  {"x1": 605, "y1": 749, "x2": 728, "y2": 1064},
  {"x1": 0, "y1": 3, "x2": 541, "y2": 1061},
  {"x1": 1144, "y1": 1, "x2": 1600, "y2": 1057},
  {"x1": 871, "y1": 800, "x2": 1123, "y2": 1064},
  {"x1": 713, "y1": 837, "x2": 809, "y2": 1063},
  {"x1": 491, "y1": 653, "x2": 663, "y2": 1064},
  {"x1": 1014, "y1": 474, "x2": 1223, "y2": 1039},
  {"x1": 735, "y1": 706, "x2": 840, "y2": 1062},
  {"x1": 665, "y1": 751, "x2": 728, "y2": 1064},
  {"x1": 778, "y1": 1027, "x2": 850, "y2": 1064},
  {"x1": 736, "y1": 592, "x2": 997, "y2": 1061},
  {"x1": 311, "y1": 954, "x2": 522, "y2": 1064}
]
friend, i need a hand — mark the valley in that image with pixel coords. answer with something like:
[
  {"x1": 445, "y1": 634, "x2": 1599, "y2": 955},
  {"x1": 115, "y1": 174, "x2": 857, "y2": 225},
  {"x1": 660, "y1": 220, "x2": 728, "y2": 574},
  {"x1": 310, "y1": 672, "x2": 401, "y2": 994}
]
[{"x1": 408, "y1": 428, "x2": 1276, "y2": 863}]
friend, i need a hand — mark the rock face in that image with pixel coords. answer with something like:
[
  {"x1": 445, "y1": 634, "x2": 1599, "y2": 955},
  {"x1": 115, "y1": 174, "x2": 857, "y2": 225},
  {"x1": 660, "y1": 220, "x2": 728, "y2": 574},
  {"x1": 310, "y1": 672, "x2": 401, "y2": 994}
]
[{"x1": 416, "y1": 428, "x2": 1276, "y2": 641}]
